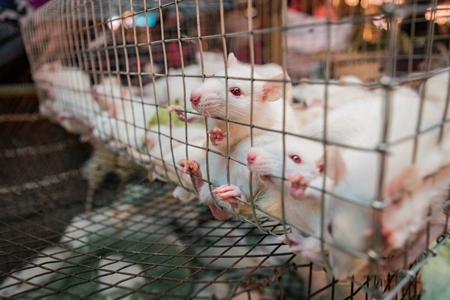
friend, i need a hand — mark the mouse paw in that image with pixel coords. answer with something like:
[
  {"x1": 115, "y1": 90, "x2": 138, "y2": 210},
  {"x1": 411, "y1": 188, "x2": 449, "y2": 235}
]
[
  {"x1": 208, "y1": 127, "x2": 228, "y2": 146},
  {"x1": 278, "y1": 234, "x2": 324, "y2": 263},
  {"x1": 287, "y1": 174, "x2": 309, "y2": 200},
  {"x1": 166, "y1": 105, "x2": 202, "y2": 123},
  {"x1": 56, "y1": 112, "x2": 75, "y2": 122},
  {"x1": 166, "y1": 105, "x2": 188, "y2": 121},
  {"x1": 212, "y1": 184, "x2": 245, "y2": 208},
  {"x1": 109, "y1": 140, "x2": 126, "y2": 150},
  {"x1": 79, "y1": 133, "x2": 92, "y2": 143},
  {"x1": 207, "y1": 202, "x2": 231, "y2": 220},
  {"x1": 181, "y1": 160, "x2": 204, "y2": 190}
]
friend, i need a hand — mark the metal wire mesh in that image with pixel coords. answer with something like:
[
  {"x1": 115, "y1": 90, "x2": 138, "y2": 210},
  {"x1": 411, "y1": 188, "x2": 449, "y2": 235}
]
[{"x1": 2, "y1": 0, "x2": 449, "y2": 299}]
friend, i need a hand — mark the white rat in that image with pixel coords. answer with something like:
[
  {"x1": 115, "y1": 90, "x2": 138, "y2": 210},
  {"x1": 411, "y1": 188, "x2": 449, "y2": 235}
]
[
  {"x1": 33, "y1": 61, "x2": 103, "y2": 140},
  {"x1": 168, "y1": 53, "x2": 299, "y2": 152},
  {"x1": 290, "y1": 76, "x2": 379, "y2": 127},
  {"x1": 315, "y1": 92, "x2": 450, "y2": 280},
  {"x1": 92, "y1": 76, "x2": 156, "y2": 150},
  {"x1": 291, "y1": 76, "x2": 363, "y2": 107},
  {"x1": 246, "y1": 135, "x2": 325, "y2": 262}
]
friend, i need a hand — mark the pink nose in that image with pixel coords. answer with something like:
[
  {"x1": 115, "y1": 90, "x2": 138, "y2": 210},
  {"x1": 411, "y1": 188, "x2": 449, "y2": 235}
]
[
  {"x1": 190, "y1": 94, "x2": 201, "y2": 105},
  {"x1": 247, "y1": 152, "x2": 257, "y2": 164},
  {"x1": 92, "y1": 86, "x2": 97, "y2": 94}
]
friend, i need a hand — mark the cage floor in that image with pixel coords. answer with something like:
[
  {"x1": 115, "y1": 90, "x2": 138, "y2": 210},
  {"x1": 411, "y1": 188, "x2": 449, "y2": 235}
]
[{"x1": 0, "y1": 177, "x2": 313, "y2": 299}]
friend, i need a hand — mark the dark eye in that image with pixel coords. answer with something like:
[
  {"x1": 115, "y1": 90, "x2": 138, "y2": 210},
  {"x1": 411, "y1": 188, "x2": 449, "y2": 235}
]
[
  {"x1": 289, "y1": 154, "x2": 301, "y2": 164},
  {"x1": 230, "y1": 87, "x2": 242, "y2": 96},
  {"x1": 327, "y1": 223, "x2": 333, "y2": 237}
]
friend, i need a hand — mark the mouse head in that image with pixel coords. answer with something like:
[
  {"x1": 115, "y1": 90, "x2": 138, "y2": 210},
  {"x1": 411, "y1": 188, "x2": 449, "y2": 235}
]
[
  {"x1": 246, "y1": 135, "x2": 324, "y2": 196},
  {"x1": 189, "y1": 53, "x2": 291, "y2": 123}
]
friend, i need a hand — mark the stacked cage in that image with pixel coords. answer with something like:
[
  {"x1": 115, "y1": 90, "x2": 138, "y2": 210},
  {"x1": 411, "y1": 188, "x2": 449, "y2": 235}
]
[{"x1": 1, "y1": 0, "x2": 449, "y2": 299}]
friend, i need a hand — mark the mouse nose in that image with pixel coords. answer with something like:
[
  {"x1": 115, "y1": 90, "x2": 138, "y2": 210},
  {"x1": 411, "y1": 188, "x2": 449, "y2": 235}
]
[
  {"x1": 247, "y1": 151, "x2": 257, "y2": 164},
  {"x1": 92, "y1": 86, "x2": 97, "y2": 94},
  {"x1": 190, "y1": 94, "x2": 201, "y2": 105}
]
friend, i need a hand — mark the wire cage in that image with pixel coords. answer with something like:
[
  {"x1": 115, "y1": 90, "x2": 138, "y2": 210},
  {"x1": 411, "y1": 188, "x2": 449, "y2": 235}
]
[{"x1": 1, "y1": 0, "x2": 450, "y2": 299}]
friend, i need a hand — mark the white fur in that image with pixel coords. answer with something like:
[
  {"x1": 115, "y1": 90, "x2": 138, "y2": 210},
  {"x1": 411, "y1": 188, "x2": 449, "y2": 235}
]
[
  {"x1": 0, "y1": 246, "x2": 71, "y2": 298},
  {"x1": 419, "y1": 70, "x2": 450, "y2": 119},
  {"x1": 143, "y1": 52, "x2": 226, "y2": 107},
  {"x1": 246, "y1": 135, "x2": 323, "y2": 230},
  {"x1": 34, "y1": 62, "x2": 102, "y2": 136},
  {"x1": 195, "y1": 132, "x2": 284, "y2": 220},
  {"x1": 318, "y1": 91, "x2": 450, "y2": 280},
  {"x1": 290, "y1": 76, "x2": 374, "y2": 127},
  {"x1": 190, "y1": 53, "x2": 300, "y2": 153},
  {"x1": 92, "y1": 77, "x2": 157, "y2": 150}
]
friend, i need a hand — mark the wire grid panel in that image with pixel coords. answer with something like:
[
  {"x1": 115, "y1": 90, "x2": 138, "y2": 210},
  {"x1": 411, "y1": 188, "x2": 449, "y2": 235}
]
[{"x1": 14, "y1": 0, "x2": 450, "y2": 299}]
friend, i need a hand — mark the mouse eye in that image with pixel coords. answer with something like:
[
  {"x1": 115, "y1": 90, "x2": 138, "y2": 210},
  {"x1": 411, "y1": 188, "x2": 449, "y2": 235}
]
[
  {"x1": 327, "y1": 223, "x2": 333, "y2": 237},
  {"x1": 289, "y1": 154, "x2": 302, "y2": 164},
  {"x1": 230, "y1": 87, "x2": 242, "y2": 96}
]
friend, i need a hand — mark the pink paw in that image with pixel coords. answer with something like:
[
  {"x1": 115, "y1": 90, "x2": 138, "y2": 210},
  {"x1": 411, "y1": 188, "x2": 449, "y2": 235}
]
[
  {"x1": 166, "y1": 105, "x2": 188, "y2": 122},
  {"x1": 56, "y1": 112, "x2": 75, "y2": 122},
  {"x1": 212, "y1": 184, "x2": 243, "y2": 208},
  {"x1": 207, "y1": 202, "x2": 231, "y2": 220},
  {"x1": 181, "y1": 160, "x2": 204, "y2": 191},
  {"x1": 208, "y1": 127, "x2": 228, "y2": 146},
  {"x1": 287, "y1": 174, "x2": 309, "y2": 200},
  {"x1": 278, "y1": 233, "x2": 324, "y2": 263}
]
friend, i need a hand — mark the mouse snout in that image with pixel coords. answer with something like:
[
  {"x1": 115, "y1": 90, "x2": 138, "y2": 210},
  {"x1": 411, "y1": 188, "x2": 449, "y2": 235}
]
[
  {"x1": 247, "y1": 148, "x2": 259, "y2": 165},
  {"x1": 91, "y1": 85, "x2": 97, "y2": 94},
  {"x1": 247, "y1": 153, "x2": 257, "y2": 164},
  {"x1": 190, "y1": 93, "x2": 201, "y2": 105}
]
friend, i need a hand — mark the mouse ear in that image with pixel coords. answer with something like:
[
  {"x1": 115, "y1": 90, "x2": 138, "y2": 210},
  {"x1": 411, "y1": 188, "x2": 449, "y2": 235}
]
[
  {"x1": 227, "y1": 53, "x2": 239, "y2": 68},
  {"x1": 324, "y1": 147, "x2": 346, "y2": 185},
  {"x1": 384, "y1": 165, "x2": 420, "y2": 203},
  {"x1": 262, "y1": 74, "x2": 292, "y2": 102}
]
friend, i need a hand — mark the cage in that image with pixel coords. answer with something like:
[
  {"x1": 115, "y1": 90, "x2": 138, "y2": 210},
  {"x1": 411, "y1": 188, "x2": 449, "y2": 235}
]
[{"x1": 1, "y1": 0, "x2": 450, "y2": 299}]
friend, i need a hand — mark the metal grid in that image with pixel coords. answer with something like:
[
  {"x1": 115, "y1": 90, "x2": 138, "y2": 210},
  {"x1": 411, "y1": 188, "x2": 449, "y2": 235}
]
[{"x1": 1, "y1": 0, "x2": 448, "y2": 299}]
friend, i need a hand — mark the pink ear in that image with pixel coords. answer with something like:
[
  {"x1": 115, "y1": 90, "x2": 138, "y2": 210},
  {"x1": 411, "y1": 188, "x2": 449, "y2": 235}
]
[
  {"x1": 227, "y1": 52, "x2": 239, "y2": 68},
  {"x1": 315, "y1": 155, "x2": 324, "y2": 173},
  {"x1": 385, "y1": 165, "x2": 420, "y2": 200},
  {"x1": 325, "y1": 147, "x2": 346, "y2": 185},
  {"x1": 262, "y1": 74, "x2": 292, "y2": 102}
]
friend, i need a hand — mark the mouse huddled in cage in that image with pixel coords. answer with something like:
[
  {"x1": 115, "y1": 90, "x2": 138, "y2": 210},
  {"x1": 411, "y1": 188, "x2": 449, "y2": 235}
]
[{"x1": 32, "y1": 47, "x2": 450, "y2": 284}]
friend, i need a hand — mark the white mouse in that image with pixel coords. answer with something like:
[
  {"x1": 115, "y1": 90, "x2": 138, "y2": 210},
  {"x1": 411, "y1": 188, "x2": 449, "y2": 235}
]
[
  {"x1": 246, "y1": 135, "x2": 325, "y2": 263},
  {"x1": 184, "y1": 52, "x2": 299, "y2": 153},
  {"x1": 33, "y1": 62, "x2": 103, "y2": 140},
  {"x1": 318, "y1": 91, "x2": 450, "y2": 280}
]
